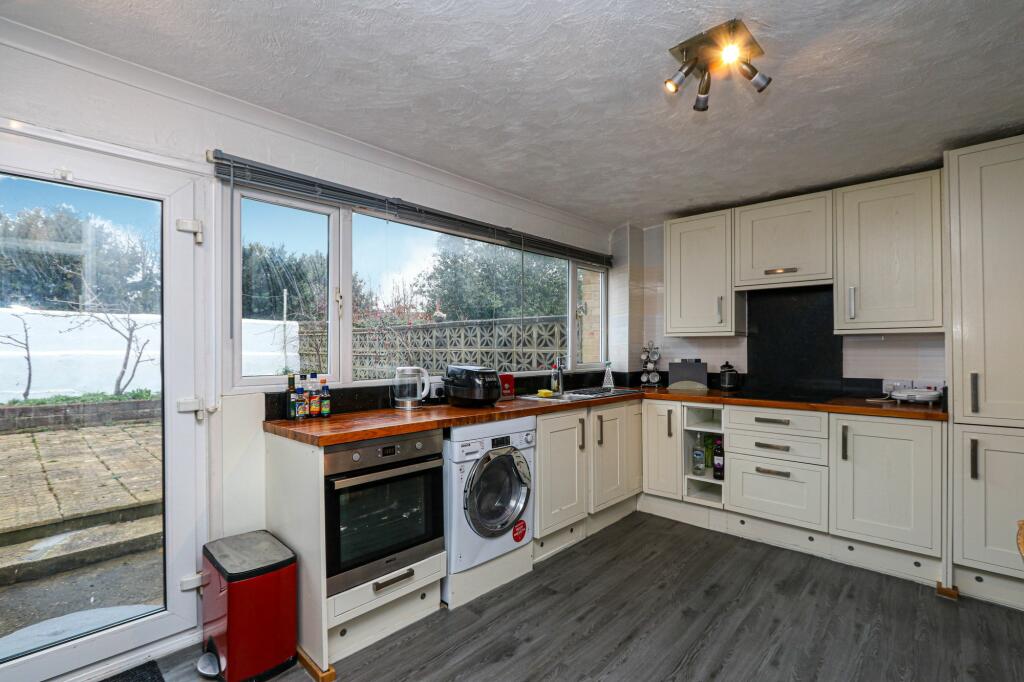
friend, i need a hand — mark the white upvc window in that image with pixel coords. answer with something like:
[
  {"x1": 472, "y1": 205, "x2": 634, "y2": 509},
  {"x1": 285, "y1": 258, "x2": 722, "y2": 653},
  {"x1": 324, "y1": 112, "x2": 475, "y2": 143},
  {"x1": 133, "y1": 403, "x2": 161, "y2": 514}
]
[
  {"x1": 225, "y1": 188, "x2": 607, "y2": 392},
  {"x1": 229, "y1": 188, "x2": 342, "y2": 390}
]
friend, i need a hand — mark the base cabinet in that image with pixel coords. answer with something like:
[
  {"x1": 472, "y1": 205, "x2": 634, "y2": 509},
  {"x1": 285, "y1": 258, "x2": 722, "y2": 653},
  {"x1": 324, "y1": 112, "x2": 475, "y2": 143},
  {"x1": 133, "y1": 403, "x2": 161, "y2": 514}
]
[
  {"x1": 535, "y1": 410, "x2": 589, "y2": 538},
  {"x1": 829, "y1": 415, "x2": 942, "y2": 556},
  {"x1": 954, "y1": 425, "x2": 1024, "y2": 578},
  {"x1": 642, "y1": 400, "x2": 683, "y2": 499},
  {"x1": 724, "y1": 453, "x2": 828, "y2": 531},
  {"x1": 626, "y1": 401, "x2": 643, "y2": 496},
  {"x1": 589, "y1": 403, "x2": 628, "y2": 513}
]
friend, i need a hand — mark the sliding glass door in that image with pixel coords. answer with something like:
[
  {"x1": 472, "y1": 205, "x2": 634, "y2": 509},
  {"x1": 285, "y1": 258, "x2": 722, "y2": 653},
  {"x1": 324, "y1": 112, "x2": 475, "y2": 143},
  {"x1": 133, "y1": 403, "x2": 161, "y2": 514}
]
[{"x1": 0, "y1": 130, "x2": 205, "y2": 680}]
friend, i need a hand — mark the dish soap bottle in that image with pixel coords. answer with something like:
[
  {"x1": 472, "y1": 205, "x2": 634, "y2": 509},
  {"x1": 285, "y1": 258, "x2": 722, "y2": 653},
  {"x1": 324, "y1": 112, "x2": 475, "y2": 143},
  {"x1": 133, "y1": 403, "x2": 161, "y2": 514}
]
[{"x1": 602, "y1": 361, "x2": 614, "y2": 389}]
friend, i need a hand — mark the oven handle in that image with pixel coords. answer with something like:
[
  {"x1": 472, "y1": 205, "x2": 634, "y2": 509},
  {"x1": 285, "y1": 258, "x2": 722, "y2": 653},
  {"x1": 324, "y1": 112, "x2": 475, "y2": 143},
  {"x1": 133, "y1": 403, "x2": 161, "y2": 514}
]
[{"x1": 332, "y1": 458, "x2": 442, "y2": 490}]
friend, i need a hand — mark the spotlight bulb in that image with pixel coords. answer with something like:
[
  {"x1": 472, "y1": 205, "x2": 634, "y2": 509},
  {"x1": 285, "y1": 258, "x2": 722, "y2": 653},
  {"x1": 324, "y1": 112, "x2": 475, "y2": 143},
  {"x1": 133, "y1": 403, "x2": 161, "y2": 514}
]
[
  {"x1": 693, "y1": 70, "x2": 711, "y2": 112},
  {"x1": 664, "y1": 58, "x2": 698, "y2": 94},
  {"x1": 721, "y1": 44, "x2": 740, "y2": 65},
  {"x1": 738, "y1": 61, "x2": 772, "y2": 92}
]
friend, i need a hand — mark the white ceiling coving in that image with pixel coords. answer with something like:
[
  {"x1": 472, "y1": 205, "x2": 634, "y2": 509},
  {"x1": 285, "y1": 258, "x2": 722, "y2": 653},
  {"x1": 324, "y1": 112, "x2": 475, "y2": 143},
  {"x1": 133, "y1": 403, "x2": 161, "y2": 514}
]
[{"x1": 2, "y1": 0, "x2": 1023, "y2": 229}]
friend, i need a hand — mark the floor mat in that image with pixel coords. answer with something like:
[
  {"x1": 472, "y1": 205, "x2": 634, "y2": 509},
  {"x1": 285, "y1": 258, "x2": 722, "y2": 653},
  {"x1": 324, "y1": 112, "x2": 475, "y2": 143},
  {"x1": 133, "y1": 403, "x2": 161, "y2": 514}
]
[{"x1": 102, "y1": 660, "x2": 163, "y2": 682}]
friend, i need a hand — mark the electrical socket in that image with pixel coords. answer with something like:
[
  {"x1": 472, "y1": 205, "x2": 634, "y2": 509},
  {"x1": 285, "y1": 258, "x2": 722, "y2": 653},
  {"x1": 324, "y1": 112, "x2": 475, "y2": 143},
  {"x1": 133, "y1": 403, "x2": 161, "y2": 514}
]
[
  {"x1": 428, "y1": 378, "x2": 446, "y2": 400},
  {"x1": 883, "y1": 378, "x2": 913, "y2": 395},
  {"x1": 913, "y1": 378, "x2": 946, "y2": 391}
]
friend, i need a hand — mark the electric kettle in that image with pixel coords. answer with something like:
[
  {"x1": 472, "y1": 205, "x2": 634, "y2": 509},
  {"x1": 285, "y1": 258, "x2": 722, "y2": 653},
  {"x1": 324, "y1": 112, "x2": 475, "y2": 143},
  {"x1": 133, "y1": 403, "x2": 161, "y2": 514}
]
[{"x1": 393, "y1": 366, "x2": 431, "y2": 410}]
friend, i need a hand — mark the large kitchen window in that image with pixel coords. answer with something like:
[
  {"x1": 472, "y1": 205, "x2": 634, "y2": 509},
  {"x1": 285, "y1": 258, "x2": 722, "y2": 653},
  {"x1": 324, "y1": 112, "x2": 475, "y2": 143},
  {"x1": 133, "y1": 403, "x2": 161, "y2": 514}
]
[{"x1": 230, "y1": 191, "x2": 604, "y2": 389}]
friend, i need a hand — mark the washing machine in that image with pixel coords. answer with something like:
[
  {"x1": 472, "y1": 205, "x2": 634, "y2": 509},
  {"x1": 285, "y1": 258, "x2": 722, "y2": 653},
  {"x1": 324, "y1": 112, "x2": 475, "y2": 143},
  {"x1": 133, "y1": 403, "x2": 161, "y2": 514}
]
[{"x1": 443, "y1": 416, "x2": 536, "y2": 578}]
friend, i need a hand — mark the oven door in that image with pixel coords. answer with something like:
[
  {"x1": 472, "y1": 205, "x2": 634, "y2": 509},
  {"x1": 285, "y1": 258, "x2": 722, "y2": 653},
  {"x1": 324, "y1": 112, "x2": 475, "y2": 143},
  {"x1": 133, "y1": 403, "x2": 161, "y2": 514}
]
[{"x1": 324, "y1": 455, "x2": 444, "y2": 596}]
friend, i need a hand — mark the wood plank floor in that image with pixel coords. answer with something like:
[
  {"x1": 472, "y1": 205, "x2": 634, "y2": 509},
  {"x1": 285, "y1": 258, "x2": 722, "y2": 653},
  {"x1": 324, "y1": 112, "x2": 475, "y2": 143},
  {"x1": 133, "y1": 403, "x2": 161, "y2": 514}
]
[{"x1": 159, "y1": 513, "x2": 1024, "y2": 681}]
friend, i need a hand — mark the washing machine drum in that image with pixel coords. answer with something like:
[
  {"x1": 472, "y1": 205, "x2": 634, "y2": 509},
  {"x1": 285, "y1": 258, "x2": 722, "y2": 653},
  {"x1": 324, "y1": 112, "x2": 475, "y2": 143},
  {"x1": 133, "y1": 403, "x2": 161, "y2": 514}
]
[{"x1": 463, "y1": 446, "x2": 531, "y2": 538}]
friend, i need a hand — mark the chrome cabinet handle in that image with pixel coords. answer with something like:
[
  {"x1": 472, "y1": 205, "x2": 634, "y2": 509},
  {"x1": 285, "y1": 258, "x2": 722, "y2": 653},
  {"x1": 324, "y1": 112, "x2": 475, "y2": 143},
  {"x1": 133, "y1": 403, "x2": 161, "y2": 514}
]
[
  {"x1": 597, "y1": 414, "x2": 604, "y2": 446},
  {"x1": 578, "y1": 418, "x2": 585, "y2": 450},
  {"x1": 755, "y1": 441, "x2": 791, "y2": 452},
  {"x1": 716, "y1": 296, "x2": 724, "y2": 324},
  {"x1": 755, "y1": 466, "x2": 791, "y2": 478},
  {"x1": 764, "y1": 267, "x2": 798, "y2": 275},
  {"x1": 667, "y1": 409, "x2": 673, "y2": 438},
  {"x1": 848, "y1": 286, "x2": 857, "y2": 320},
  {"x1": 970, "y1": 438, "x2": 979, "y2": 479},
  {"x1": 970, "y1": 372, "x2": 980, "y2": 413},
  {"x1": 373, "y1": 568, "x2": 414, "y2": 592},
  {"x1": 841, "y1": 425, "x2": 849, "y2": 461},
  {"x1": 754, "y1": 416, "x2": 790, "y2": 425}
]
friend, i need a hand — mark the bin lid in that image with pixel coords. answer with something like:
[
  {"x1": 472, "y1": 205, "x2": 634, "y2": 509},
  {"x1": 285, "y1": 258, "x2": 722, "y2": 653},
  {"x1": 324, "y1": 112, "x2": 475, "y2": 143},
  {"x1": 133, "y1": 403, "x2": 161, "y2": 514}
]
[{"x1": 203, "y1": 530, "x2": 295, "y2": 582}]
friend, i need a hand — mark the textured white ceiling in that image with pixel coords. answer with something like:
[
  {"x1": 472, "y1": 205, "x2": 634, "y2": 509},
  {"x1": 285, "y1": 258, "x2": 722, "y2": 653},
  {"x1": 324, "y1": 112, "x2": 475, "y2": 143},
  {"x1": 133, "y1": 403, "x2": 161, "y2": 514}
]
[{"x1": 2, "y1": 0, "x2": 1023, "y2": 229}]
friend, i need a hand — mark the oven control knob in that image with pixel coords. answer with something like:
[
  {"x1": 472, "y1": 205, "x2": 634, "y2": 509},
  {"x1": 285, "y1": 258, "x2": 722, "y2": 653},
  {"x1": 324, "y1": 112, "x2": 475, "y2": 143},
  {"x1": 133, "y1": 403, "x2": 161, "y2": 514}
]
[
  {"x1": 415, "y1": 441, "x2": 423, "y2": 450},
  {"x1": 352, "y1": 452, "x2": 361, "y2": 462},
  {"x1": 525, "y1": 432, "x2": 534, "y2": 445}
]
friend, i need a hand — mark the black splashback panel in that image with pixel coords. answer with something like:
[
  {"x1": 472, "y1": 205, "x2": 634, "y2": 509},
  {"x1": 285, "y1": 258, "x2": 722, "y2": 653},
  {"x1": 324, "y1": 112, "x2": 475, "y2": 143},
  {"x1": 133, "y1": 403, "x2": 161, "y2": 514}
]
[{"x1": 745, "y1": 285, "x2": 843, "y2": 394}]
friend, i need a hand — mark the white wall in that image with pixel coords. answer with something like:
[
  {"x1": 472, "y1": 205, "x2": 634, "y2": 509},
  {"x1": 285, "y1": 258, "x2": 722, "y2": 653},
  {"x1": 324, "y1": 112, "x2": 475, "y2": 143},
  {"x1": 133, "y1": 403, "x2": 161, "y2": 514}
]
[
  {"x1": 608, "y1": 223, "x2": 644, "y2": 372},
  {"x1": 641, "y1": 223, "x2": 945, "y2": 384},
  {"x1": 0, "y1": 20, "x2": 611, "y2": 540}
]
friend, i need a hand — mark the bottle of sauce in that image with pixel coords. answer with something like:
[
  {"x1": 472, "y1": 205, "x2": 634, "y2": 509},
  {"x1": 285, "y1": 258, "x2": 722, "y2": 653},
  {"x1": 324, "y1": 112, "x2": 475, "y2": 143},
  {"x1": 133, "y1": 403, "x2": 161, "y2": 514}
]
[
  {"x1": 309, "y1": 383, "x2": 321, "y2": 417},
  {"x1": 713, "y1": 438, "x2": 725, "y2": 480},
  {"x1": 287, "y1": 374, "x2": 297, "y2": 419},
  {"x1": 320, "y1": 378, "x2": 331, "y2": 417},
  {"x1": 295, "y1": 388, "x2": 308, "y2": 419}
]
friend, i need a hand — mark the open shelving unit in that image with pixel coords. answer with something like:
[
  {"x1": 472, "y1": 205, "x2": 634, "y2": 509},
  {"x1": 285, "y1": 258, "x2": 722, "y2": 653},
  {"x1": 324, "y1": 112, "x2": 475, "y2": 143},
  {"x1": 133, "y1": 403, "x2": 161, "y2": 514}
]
[{"x1": 681, "y1": 404, "x2": 726, "y2": 508}]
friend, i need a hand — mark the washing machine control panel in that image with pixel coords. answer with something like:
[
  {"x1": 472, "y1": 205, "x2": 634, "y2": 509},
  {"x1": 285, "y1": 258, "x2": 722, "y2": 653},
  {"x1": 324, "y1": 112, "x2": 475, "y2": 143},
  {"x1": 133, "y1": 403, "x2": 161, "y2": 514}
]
[{"x1": 492, "y1": 432, "x2": 534, "y2": 450}]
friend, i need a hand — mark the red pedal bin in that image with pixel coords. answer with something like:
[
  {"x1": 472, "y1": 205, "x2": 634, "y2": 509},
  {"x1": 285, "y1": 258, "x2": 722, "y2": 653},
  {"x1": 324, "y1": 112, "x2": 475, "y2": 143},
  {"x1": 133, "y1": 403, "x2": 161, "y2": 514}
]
[{"x1": 201, "y1": 530, "x2": 297, "y2": 682}]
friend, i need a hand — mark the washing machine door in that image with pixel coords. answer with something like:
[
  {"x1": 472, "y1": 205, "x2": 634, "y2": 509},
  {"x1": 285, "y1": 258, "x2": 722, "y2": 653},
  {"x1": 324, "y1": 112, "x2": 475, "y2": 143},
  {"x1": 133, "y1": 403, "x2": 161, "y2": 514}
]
[{"x1": 463, "y1": 445, "x2": 531, "y2": 538}]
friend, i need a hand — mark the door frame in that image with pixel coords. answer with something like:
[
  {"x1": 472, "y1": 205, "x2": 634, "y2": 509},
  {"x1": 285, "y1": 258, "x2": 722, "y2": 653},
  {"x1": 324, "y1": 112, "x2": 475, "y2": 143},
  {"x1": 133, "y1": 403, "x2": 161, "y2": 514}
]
[{"x1": 0, "y1": 120, "x2": 213, "y2": 681}]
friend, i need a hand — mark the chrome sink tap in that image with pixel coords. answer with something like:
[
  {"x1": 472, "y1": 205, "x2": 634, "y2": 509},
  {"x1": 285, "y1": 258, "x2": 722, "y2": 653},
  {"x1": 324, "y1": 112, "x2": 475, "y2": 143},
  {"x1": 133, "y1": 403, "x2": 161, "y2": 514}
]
[{"x1": 554, "y1": 355, "x2": 567, "y2": 395}]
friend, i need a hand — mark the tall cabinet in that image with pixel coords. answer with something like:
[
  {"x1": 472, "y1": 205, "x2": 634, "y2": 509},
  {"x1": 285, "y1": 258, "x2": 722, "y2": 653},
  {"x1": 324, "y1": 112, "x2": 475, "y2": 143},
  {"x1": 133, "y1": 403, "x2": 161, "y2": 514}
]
[{"x1": 947, "y1": 135, "x2": 1024, "y2": 582}]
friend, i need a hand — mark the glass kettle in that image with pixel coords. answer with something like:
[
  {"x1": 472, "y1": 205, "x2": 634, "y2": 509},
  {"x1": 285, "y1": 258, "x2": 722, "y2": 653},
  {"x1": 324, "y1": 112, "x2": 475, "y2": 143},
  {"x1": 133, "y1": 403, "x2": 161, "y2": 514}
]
[{"x1": 393, "y1": 366, "x2": 431, "y2": 410}]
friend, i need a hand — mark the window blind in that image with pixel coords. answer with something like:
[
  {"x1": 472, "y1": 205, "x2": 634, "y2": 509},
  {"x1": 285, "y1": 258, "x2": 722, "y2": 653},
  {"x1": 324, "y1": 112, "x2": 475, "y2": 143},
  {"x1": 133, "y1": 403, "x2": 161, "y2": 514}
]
[{"x1": 207, "y1": 149, "x2": 612, "y2": 268}]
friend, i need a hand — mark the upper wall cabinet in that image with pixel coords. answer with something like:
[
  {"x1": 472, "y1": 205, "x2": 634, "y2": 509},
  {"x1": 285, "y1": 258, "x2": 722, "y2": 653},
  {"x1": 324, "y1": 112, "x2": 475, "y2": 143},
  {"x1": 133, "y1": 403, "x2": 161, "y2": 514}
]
[
  {"x1": 733, "y1": 192, "x2": 833, "y2": 289},
  {"x1": 834, "y1": 171, "x2": 942, "y2": 334},
  {"x1": 664, "y1": 210, "x2": 745, "y2": 336},
  {"x1": 948, "y1": 136, "x2": 1024, "y2": 426}
]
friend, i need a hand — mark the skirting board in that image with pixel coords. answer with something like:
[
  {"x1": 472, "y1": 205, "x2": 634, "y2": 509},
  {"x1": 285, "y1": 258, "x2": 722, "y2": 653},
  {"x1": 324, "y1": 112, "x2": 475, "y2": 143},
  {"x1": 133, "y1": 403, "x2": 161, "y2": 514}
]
[
  {"x1": 637, "y1": 494, "x2": 966, "y2": 598},
  {"x1": 534, "y1": 496, "x2": 638, "y2": 564},
  {"x1": 442, "y1": 543, "x2": 533, "y2": 609}
]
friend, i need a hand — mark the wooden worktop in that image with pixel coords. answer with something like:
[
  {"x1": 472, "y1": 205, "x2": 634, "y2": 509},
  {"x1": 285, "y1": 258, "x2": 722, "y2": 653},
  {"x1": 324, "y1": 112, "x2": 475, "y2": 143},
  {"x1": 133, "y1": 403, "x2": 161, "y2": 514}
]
[{"x1": 264, "y1": 387, "x2": 946, "y2": 447}]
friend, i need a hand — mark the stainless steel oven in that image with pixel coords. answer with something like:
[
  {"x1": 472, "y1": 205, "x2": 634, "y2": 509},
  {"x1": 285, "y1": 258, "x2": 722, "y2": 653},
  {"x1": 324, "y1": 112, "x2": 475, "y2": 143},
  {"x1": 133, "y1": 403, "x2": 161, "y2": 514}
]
[{"x1": 323, "y1": 430, "x2": 445, "y2": 597}]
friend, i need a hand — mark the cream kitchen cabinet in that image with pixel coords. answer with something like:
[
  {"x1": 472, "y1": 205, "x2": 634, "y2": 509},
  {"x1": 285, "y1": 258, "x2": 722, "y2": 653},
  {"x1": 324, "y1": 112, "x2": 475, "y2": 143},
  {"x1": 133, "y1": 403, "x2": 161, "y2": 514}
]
[
  {"x1": 589, "y1": 403, "x2": 628, "y2": 513},
  {"x1": 829, "y1": 415, "x2": 942, "y2": 556},
  {"x1": 626, "y1": 401, "x2": 643, "y2": 496},
  {"x1": 536, "y1": 409, "x2": 589, "y2": 537},
  {"x1": 954, "y1": 425, "x2": 1024, "y2": 579},
  {"x1": 834, "y1": 171, "x2": 942, "y2": 333},
  {"x1": 733, "y1": 192, "x2": 833, "y2": 289},
  {"x1": 948, "y1": 136, "x2": 1024, "y2": 426},
  {"x1": 663, "y1": 211, "x2": 745, "y2": 336},
  {"x1": 642, "y1": 400, "x2": 683, "y2": 500}
]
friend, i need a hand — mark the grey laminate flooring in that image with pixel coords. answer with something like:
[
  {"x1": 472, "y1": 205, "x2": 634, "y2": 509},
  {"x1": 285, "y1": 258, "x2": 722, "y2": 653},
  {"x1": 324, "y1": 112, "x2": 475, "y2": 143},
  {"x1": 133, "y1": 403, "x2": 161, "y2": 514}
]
[{"x1": 158, "y1": 513, "x2": 1024, "y2": 681}]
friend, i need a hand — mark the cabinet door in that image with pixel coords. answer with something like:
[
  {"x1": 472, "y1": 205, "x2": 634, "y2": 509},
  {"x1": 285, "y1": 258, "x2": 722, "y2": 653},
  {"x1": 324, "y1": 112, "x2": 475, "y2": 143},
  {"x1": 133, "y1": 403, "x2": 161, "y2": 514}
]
[
  {"x1": 590, "y1": 404, "x2": 627, "y2": 513},
  {"x1": 954, "y1": 426, "x2": 1024, "y2": 578},
  {"x1": 734, "y1": 192, "x2": 832, "y2": 288},
  {"x1": 724, "y1": 453, "x2": 828, "y2": 531},
  {"x1": 830, "y1": 415, "x2": 941, "y2": 555},
  {"x1": 536, "y1": 410, "x2": 589, "y2": 537},
  {"x1": 950, "y1": 137, "x2": 1024, "y2": 425},
  {"x1": 835, "y1": 171, "x2": 942, "y2": 332},
  {"x1": 642, "y1": 400, "x2": 682, "y2": 500},
  {"x1": 626, "y1": 401, "x2": 643, "y2": 496},
  {"x1": 664, "y1": 211, "x2": 734, "y2": 335}
]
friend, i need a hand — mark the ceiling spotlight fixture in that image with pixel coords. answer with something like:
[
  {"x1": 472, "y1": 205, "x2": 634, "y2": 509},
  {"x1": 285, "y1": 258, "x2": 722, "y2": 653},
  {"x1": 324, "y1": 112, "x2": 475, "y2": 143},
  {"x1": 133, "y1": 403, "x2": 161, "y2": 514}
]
[
  {"x1": 693, "y1": 69, "x2": 711, "y2": 111},
  {"x1": 738, "y1": 60, "x2": 772, "y2": 92},
  {"x1": 664, "y1": 56, "x2": 698, "y2": 94},
  {"x1": 662, "y1": 18, "x2": 772, "y2": 112}
]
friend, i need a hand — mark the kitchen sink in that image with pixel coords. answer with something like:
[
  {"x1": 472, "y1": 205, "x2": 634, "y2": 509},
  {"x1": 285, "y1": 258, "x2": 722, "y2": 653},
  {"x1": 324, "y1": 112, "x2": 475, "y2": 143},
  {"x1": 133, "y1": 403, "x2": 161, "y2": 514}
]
[{"x1": 520, "y1": 387, "x2": 642, "y2": 403}]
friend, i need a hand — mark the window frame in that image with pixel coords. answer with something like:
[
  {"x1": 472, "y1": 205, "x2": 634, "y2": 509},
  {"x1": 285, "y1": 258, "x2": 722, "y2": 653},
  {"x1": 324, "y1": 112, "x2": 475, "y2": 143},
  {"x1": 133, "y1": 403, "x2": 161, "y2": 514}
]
[
  {"x1": 569, "y1": 262, "x2": 609, "y2": 371},
  {"x1": 225, "y1": 188, "x2": 608, "y2": 391},
  {"x1": 229, "y1": 187, "x2": 342, "y2": 390}
]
